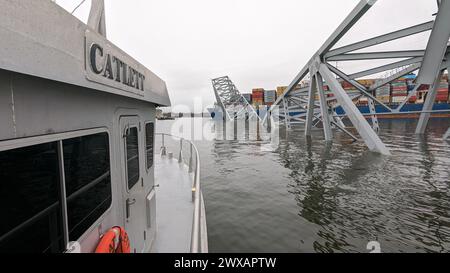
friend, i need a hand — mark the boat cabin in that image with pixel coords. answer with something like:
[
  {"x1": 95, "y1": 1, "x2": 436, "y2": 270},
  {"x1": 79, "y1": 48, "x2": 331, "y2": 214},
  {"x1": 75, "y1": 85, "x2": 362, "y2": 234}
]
[{"x1": 0, "y1": 0, "x2": 175, "y2": 253}]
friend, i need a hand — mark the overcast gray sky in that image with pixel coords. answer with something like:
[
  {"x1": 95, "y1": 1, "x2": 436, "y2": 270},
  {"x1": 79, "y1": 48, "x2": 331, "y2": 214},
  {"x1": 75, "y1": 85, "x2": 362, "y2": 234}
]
[{"x1": 56, "y1": 0, "x2": 436, "y2": 110}]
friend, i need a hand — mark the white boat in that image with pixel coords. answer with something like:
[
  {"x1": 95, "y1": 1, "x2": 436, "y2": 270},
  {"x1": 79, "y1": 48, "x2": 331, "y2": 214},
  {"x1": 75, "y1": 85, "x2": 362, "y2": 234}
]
[{"x1": 0, "y1": 0, "x2": 207, "y2": 253}]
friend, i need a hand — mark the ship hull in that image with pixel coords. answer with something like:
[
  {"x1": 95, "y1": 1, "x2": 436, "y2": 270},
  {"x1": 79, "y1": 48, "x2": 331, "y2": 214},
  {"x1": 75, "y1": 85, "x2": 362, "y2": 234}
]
[
  {"x1": 337, "y1": 103, "x2": 450, "y2": 119},
  {"x1": 287, "y1": 103, "x2": 450, "y2": 119}
]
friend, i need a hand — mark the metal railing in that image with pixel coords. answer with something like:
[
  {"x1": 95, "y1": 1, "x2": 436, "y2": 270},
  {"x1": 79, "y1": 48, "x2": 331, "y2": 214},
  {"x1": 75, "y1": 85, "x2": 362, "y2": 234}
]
[{"x1": 155, "y1": 133, "x2": 207, "y2": 253}]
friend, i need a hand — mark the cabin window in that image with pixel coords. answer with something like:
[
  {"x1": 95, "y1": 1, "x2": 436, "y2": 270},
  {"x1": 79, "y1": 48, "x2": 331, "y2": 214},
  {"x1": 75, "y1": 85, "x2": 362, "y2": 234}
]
[
  {"x1": 63, "y1": 133, "x2": 112, "y2": 241},
  {"x1": 0, "y1": 131, "x2": 112, "y2": 253},
  {"x1": 0, "y1": 142, "x2": 65, "y2": 253},
  {"x1": 126, "y1": 127, "x2": 140, "y2": 189},
  {"x1": 145, "y1": 122, "x2": 154, "y2": 170}
]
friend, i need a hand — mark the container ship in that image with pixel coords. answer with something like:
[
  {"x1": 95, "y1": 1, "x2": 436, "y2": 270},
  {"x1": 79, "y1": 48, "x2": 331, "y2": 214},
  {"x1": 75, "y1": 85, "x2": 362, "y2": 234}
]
[{"x1": 209, "y1": 73, "x2": 450, "y2": 119}]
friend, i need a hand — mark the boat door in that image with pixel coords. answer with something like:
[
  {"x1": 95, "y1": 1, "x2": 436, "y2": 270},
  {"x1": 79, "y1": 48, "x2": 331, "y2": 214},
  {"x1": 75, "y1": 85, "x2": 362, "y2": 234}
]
[{"x1": 119, "y1": 116, "x2": 146, "y2": 253}]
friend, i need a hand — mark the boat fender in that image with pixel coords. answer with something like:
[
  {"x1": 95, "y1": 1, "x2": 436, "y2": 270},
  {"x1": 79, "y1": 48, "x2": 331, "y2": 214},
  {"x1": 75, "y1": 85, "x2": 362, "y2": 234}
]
[{"x1": 95, "y1": 226, "x2": 130, "y2": 253}]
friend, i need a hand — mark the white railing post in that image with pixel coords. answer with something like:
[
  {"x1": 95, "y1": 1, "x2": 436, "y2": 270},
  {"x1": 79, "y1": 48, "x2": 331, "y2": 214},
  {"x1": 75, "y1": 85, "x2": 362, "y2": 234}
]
[
  {"x1": 155, "y1": 133, "x2": 205, "y2": 253},
  {"x1": 161, "y1": 134, "x2": 167, "y2": 156},
  {"x1": 189, "y1": 143, "x2": 194, "y2": 173},
  {"x1": 178, "y1": 139, "x2": 183, "y2": 163}
]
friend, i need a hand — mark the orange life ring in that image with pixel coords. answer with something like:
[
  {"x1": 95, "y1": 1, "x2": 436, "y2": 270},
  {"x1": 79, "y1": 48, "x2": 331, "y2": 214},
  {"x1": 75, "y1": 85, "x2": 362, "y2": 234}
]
[{"x1": 95, "y1": 226, "x2": 131, "y2": 253}]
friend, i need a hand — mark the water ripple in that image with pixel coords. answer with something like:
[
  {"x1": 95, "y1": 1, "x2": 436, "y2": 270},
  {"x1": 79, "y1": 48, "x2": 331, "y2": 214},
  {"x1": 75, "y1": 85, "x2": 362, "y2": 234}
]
[{"x1": 158, "y1": 118, "x2": 450, "y2": 253}]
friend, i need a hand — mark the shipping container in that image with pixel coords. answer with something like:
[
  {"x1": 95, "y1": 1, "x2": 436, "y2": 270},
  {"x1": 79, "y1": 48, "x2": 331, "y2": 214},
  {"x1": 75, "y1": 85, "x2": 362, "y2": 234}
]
[
  {"x1": 375, "y1": 79, "x2": 390, "y2": 96},
  {"x1": 357, "y1": 79, "x2": 375, "y2": 87},
  {"x1": 264, "y1": 90, "x2": 276, "y2": 103},
  {"x1": 358, "y1": 97, "x2": 368, "y2": 105},
  {"x1": 252, "y1": 89, "x2": 264, "y2": 100},
  {"x1": 341, "y1": 80, "x2": 354, "y2": 90},
  {"x1": 391, "y1": 96, "x2": 407, "y2": 103},
  {"x1": 392, "y1": 84, "x2": 407, "y2": 88},
  {"x1": 392, "y1": 89, "x2": 407, "y2": 93},
  {"x1": 404, "y1": 73, "x2": 417, "y2": 80},
  {"x1": 393, "y1": 77, "x2": 407, "y2": 82},
  {"x1": 418, "y1": 84, "x2": 430, "y2": 91},
  {"x1": 392, "y1": 92, "x2": 408, "y2": 97},
  {"x1": 436, "y1": 95, "x2": 448, "y2": 102},
  {"x1": 391, "y1": 86, "x2": 407, "y2": 90},
  {"x1": 376, "y1": 89, "x2": 390, "y2": 97},
  {"x1": 392, "y1": 88, "x2": 407, "y2": 92},
  {"x1": 408, "y1": 95, "x2": 417, "y2": 103},
  {"x1": 276, "y1": 86, "x2": 287, "y2": 98},
  {"x1": 376, "y1": 95, "x2": 391, "y2": 104},
  {"x1": 436, "y1": 89, "x2": 449, "y2": 102}
]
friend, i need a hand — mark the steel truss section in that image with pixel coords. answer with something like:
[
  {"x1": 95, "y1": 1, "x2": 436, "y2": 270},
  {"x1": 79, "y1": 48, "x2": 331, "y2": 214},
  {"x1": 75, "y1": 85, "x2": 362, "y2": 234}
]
[
  {"x1": 444, "y1": 127, "x2": 450, "y2": 140},
  {"x1": 271, "y1": 0, "x2": 450, "y2": 154},
  {"x1": 212, "y1": 76, "x2": 260, "y2": 121}
]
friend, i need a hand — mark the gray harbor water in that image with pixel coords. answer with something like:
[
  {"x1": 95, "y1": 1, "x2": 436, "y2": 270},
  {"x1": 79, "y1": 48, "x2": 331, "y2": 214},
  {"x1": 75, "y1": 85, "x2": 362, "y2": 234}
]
[{"x1": 157, "y1": 118, "x2": 450, "y2": 253}]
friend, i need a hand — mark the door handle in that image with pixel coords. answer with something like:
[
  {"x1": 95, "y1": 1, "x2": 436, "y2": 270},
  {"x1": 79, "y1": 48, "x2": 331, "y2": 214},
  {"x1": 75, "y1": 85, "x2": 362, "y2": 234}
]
[{"x1": 126, "y1": 198, "x2": 137, "y2": 219}]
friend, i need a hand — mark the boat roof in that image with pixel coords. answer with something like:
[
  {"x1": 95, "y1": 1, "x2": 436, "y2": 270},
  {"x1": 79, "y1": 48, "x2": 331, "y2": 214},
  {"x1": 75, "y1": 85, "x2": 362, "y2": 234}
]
[{"x1": 0, "y1": 0, "x2": 171, "y2": 107}]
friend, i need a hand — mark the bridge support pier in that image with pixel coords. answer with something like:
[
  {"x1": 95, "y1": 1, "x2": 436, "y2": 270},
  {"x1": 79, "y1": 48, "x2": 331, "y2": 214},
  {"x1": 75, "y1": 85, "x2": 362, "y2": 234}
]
[
  {"x1": 444, "y1": 127, "x2": 450, "y2": 140},
  {"x1": 319, "y1": 63, "x2": 391, "y2": 155},
  {"x1": 316, "y1": 73, "x2": 333, "y2": 141},
  {"x1": 305, "y1": 74, "x2": 317, "y2": 137},
  {"x1": 282, "y1": 98, "x2": 291, "y2": 130},
  {"x1": 368, "y1": 98, "x2": 380, "y2": 134},
  {"x1": 416, "y1": 71, "x2": 444, "y2": 134}
]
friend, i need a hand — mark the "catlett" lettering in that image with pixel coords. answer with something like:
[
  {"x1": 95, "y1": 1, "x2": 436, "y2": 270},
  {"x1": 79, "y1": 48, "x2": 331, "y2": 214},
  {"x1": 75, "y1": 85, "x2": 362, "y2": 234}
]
[{"x1": 89, "y1": 43, "x2": 145, "y2": 91}]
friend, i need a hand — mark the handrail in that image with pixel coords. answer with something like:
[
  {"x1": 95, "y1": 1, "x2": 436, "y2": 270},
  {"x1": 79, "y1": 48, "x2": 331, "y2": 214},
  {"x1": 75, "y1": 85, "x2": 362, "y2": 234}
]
[{"x1": 155, "y1": 133, "x2": 206, "y2": 253}]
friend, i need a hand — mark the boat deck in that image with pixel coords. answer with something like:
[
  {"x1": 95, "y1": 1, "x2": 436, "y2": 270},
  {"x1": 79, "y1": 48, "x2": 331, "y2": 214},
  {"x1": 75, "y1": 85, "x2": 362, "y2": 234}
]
[{"x1": 151, "y1": 155, "x2": 194, "y2": 253}]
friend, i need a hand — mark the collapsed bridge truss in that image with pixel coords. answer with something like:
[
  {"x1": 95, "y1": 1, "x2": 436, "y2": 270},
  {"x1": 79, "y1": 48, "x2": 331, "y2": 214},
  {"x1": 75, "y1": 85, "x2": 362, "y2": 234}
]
[
  {"x1": 271, "y1": 0, "x2": 450, "y2": 155},
  {"x1": 212, "y1": 76, "x2": 260, "y2": 121}
]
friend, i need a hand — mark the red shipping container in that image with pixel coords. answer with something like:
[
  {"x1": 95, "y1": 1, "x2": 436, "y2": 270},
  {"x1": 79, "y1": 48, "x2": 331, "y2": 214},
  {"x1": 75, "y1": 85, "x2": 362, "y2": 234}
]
[
  {"x1": 341, "y1": 81, "x2": 353, "y2": 89},
  {"x1": 418, "y1": 84, "x2": 430, "y2": 91},
  {"x1": 252, "y1": 91, "x2": 264, "y2": 97},
  {"x1": 436, "y1": 96, "x2": 448, "y2": 102}
]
